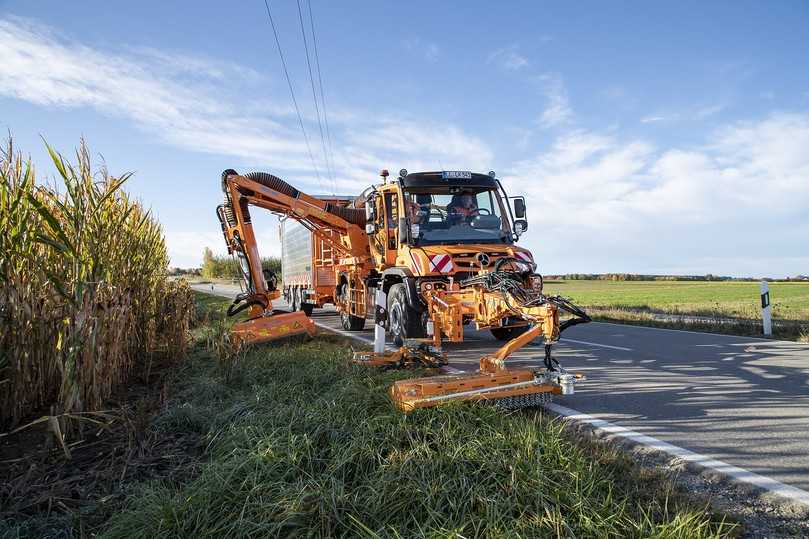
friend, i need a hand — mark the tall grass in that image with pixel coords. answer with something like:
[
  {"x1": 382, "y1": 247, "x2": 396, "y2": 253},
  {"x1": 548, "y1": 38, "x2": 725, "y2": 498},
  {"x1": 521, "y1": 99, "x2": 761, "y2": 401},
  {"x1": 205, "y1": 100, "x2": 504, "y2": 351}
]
[{"x1": 0, "y1": 138, "x2": 193, "y2": 431}]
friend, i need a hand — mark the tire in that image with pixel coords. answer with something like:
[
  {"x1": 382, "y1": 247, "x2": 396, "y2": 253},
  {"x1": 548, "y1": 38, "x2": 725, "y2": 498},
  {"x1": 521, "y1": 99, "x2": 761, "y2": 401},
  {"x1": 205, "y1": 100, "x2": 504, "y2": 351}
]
[
  {"x1": 387, "y1": 283, "x2": 425, "y2": 342},
  {"x1": 338, "y1": 283, "x2": 365, "y2": 331},
  {"x1": 291, "y1": 287, "x2": 300, "y2": 311},
  {"x1": 490, "y1": 323, "x2": 530, "y2": 341}
]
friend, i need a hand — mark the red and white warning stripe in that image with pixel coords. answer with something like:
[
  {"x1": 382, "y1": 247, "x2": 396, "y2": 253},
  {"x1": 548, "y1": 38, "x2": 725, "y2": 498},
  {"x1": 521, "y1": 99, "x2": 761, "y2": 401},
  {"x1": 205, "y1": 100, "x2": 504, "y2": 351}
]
[
  {"x1": 428, "y1": 254, "x2": 454, "y2": 273},
  {"x1": 514, "y1": 251, "x2": 533, "y2": 263}
]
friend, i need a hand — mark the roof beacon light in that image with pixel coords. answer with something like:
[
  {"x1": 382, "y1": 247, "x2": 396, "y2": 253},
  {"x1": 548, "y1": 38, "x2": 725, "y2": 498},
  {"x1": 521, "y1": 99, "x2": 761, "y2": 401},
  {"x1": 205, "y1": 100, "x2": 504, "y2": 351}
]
[
  {"x1": 399, "y1": 169, "x2": 408, "y2": 178},
  {"x1": 488, "y1": 170, "x2": 496, "y2": 178}
]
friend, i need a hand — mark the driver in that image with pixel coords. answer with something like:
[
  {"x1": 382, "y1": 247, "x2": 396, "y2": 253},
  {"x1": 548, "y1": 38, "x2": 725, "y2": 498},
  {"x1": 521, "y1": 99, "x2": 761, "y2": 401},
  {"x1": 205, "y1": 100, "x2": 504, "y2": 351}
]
[{"x1": 447, "y1": 191, "x2": 479, "y2": 224}]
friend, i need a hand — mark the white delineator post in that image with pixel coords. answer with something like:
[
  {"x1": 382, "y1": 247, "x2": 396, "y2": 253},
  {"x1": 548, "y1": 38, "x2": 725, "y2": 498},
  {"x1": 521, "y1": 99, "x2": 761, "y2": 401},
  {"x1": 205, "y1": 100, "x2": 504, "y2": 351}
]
[
  {"x1": 374, "y1": 288, "x2": 387, "y2": 353},
  {"x1": 760, "y1": 280, "x2": 772, "y2": 336}
]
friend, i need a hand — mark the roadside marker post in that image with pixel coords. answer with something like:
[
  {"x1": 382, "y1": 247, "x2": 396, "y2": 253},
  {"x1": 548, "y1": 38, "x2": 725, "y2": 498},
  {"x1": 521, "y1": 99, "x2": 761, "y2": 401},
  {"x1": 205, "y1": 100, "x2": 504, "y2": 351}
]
[
  {"x1": 374, "y1": 288, "x2": 387, "y2": 353},
  {"x1": 760, "y1": 280, "x2": 772, "y2": 336}
]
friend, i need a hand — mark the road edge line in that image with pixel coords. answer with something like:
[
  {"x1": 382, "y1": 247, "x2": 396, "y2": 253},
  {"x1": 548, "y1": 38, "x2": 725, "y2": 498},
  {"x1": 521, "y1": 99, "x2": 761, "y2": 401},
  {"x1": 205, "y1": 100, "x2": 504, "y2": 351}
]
[{"x1": 546, "y1": 402, "x2": 809, "y2": 511}]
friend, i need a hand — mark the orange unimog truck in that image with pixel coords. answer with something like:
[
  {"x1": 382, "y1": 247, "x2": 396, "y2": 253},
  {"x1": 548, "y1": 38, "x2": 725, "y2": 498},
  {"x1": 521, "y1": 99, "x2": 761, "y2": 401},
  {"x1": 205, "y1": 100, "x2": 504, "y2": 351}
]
[{"x1": 336, "y1": 169, "x2": 538, "y2": 343}]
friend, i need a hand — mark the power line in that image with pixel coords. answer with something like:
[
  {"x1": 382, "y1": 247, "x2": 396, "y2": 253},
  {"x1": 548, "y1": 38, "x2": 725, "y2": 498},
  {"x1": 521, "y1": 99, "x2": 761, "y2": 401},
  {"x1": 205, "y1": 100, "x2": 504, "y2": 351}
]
[
  {"x1": 262, "y1": 0, "x2": 324, "y2": 191},
  {"x1": 307, "y1": 0, "x2": 339, "y2": 193},
  {"x1": 296, "y1": 0, "x2": 334, "y2": 194}
]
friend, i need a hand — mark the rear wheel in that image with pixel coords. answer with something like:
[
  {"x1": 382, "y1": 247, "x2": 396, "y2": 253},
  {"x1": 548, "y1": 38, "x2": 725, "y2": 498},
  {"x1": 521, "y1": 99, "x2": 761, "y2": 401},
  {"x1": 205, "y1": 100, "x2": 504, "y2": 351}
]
[
  {"x1": 387, "y1": 283, "x2": 425, "y2": 342},
  {"x1": 291, "y1": 287, "x2": 300, "y2": 311},
  {"x1": 339, "y1": 283, "x2": 365, "y2": 331}
]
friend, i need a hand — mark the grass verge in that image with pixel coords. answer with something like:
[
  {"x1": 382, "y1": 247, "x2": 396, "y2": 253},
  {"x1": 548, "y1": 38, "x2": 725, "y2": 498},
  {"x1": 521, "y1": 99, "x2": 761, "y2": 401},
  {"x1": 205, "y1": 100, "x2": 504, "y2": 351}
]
[{"x1": 85, "y1": 293, "x2": 738, "y2": 538}]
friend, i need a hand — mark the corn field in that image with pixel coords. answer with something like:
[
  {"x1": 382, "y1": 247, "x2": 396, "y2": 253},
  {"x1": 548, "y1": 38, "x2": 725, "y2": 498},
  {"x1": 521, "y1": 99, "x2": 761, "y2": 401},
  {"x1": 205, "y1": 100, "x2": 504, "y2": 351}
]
[{"x1": 0, "y1": 139, "x2": 194, "y2": 430}]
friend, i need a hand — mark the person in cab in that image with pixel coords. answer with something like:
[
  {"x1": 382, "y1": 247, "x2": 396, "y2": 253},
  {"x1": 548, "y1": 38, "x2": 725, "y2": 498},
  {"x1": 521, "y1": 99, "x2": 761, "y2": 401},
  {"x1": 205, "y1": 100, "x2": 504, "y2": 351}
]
[{"x1": 447, "y1": 191, "x2": 479, "y2": 224}]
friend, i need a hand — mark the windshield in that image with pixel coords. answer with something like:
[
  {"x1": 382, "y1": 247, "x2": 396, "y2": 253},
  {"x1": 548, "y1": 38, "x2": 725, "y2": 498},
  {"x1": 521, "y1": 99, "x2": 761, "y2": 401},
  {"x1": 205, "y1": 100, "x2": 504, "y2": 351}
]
[{"x1": 404, "y1": 188, "x2": 511, "y2": 245}]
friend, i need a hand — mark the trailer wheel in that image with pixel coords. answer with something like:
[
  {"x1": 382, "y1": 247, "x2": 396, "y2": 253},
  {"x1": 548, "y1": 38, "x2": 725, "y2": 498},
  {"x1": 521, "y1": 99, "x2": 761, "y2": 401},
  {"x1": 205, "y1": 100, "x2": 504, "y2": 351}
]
[
  {"x1": 338, "y1": 285, "x2": 365, "y2": 331},
  {"x1": 291, "y1": 287, "x2": 300, "y2": 311},
  {"x1": 387, "y1": 283, "x2": 425, "y2": 341}
]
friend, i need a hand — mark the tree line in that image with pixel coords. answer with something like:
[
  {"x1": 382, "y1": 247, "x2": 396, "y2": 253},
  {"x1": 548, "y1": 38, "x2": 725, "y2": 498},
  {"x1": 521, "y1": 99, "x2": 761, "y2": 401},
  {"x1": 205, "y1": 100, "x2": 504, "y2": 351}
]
[{"x1": 200, "y1": 247, "x2": 281, "y2": 280}]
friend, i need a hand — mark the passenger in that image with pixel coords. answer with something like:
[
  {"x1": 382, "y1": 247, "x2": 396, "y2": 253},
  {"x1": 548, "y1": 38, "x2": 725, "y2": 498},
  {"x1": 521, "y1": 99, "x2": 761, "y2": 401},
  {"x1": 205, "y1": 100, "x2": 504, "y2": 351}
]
[
  {"x1": 447, "y1": 191, "x2": 479, "y2": 224},
  {"x1": 407, "y1": 193, "x2": 432, "y2": 224}
]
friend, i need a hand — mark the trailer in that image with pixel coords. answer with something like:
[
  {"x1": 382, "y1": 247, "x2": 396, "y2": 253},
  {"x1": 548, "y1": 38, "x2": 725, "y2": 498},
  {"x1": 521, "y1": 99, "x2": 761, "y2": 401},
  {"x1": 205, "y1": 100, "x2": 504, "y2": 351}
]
[{"x1": 280, "y1": 197, "x2": 350, "y2": 315}]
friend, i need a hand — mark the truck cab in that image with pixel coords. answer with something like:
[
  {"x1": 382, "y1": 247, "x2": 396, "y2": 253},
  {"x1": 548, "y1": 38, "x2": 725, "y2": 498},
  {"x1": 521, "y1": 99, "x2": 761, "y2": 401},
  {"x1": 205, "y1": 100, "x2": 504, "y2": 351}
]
[{"x1": 360, "y1": 170, "x2": 535, "y2": 342}]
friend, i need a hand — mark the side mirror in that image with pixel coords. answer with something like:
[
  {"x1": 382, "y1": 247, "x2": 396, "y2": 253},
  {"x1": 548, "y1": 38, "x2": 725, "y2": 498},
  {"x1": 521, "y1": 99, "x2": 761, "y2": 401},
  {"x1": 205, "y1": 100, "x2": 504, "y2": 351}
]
[
  {"x1": 398, "y1": 217, "x2": 409, "y2": 243},
  {"x1": 513, "y1": 198, "x2": 526, "y2": 219},
  {"x1": 514, "y1": 219, "x2": 528, "y2": 236}
]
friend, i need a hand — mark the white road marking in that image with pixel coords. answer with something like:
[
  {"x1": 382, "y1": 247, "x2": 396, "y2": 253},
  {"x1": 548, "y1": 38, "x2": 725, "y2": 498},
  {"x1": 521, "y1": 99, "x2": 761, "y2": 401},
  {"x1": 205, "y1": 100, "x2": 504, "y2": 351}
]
[
  {"x1": 312, "y1": 322, "x2": 400, "y2": 352},
  {"x1": 561, "y1": 338, "x2": 633, "y2": 351},
  {"x1": 546, "y1": 403, "x2": 809, "y2": 509}
]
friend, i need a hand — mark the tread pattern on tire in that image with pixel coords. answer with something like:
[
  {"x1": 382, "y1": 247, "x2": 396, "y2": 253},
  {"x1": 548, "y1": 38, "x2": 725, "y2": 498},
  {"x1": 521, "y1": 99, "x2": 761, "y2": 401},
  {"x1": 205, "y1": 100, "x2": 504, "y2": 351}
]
[{"x1": 387, "y1": 283, "x2": 425, "y2": 340}]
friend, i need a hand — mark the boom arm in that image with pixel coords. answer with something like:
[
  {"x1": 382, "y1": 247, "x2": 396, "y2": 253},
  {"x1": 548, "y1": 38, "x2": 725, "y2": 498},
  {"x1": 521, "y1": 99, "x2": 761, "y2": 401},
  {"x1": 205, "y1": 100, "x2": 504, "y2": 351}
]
[{"x1": 217, "y1": 170, "x2": 367, "y2": 321}]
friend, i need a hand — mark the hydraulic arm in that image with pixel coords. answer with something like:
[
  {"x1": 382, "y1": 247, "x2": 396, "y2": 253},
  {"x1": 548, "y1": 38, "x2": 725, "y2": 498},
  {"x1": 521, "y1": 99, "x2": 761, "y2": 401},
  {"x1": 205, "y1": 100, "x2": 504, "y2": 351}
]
[
  {"x1": 386, "y1": 258, "x2": 591, "y2": 411},
  {"x1": 216, "y1": 169, "x2": 367, "y2": 344}
]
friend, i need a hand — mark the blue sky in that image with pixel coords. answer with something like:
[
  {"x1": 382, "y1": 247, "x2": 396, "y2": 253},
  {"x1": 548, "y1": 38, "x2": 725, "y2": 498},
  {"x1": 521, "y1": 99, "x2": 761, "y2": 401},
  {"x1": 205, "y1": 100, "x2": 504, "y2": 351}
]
[{"x1": 1, "y1": 1, "x2": 808, "y2": 277}]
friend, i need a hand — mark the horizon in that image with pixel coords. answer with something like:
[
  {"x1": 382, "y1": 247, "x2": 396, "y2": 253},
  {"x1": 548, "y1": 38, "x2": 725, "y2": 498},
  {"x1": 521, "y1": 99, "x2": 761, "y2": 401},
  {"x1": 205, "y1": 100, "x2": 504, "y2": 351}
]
[{"x1": 1, "y1": 1, "x2": 807, "y2": 278}]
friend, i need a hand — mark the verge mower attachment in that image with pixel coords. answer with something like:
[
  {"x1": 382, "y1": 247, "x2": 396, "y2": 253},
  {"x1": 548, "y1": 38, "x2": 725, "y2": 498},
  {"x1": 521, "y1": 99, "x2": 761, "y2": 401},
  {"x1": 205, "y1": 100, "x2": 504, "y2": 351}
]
[
  {"x1": 228, "y1": 293, "x2": 316, "y2": 346},
  {"x1": 390, "y1": 258, "x2": 591, "y2": 412}
]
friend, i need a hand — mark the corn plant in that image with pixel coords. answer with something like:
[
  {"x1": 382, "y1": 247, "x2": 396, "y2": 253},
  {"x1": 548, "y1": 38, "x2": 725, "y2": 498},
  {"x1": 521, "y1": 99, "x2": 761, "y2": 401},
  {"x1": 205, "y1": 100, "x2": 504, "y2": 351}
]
[{"x1": 0, "y1": 138, "x2": 194, "y2": 431}]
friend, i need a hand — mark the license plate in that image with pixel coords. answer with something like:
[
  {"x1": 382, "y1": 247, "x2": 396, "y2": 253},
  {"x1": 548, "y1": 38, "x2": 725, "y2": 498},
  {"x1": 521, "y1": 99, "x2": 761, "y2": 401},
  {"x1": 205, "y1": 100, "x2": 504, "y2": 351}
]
[{"x1": 442, "y1": 171, "x2": 472, "y2": 180}]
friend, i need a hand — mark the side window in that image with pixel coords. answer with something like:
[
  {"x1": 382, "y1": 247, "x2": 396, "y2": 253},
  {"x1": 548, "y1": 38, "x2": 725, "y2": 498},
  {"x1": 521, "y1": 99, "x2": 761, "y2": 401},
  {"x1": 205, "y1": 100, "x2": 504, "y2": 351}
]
[
  {"x1": 477, "y1": 192, "x2": 493, "y2": 214},
  {"x1": 385, "y1": 193, "x2": 397, "y2": 229}
]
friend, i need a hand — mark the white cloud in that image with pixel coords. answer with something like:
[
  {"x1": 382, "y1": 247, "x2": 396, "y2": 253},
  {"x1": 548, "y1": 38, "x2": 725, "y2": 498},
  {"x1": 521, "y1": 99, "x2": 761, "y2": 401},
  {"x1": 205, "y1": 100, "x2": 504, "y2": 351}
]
[
  {"x1": 536, "y1": 73, "x2": 572, "y2": 128},
  {"x1": 640, "y1": 115, "x2": 667, "y2": 123},
  {"x1": 0, "y1": 16, "x2": 491, "y2": 266},
  {"x1": 487, "y1": 45, "x2": 529, "y2": 71},
  {"x1": 508, "y1": 113, "x2": 809, "y2": 276}
]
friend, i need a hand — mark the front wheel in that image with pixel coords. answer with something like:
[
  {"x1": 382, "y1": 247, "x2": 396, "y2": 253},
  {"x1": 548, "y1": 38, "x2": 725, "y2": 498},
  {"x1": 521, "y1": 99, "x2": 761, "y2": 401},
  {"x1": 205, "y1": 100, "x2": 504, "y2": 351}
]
[{"x1": 387, "y1": 283, "x2": 425, "y2": 342}]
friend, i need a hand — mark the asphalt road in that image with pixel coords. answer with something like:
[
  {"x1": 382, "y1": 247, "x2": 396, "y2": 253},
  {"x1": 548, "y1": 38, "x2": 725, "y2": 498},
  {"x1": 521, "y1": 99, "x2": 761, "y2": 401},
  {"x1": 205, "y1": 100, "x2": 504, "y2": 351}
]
[{"x1": 192, "y1": 282, "x2": 809, "y2": 496}]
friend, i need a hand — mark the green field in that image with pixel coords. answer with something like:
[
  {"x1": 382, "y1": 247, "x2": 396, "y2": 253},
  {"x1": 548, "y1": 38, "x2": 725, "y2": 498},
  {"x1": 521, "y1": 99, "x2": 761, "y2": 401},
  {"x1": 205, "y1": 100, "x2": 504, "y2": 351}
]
[{"x1": 542, "y1": 280, "x2": 809, "y2": 321}]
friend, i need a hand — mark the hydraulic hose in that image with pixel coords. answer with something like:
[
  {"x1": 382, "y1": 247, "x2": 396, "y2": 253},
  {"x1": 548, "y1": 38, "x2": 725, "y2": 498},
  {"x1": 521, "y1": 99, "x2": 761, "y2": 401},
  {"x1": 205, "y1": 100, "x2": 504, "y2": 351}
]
[{"x1": 222, "y1": 169, "x2": 366, "y2": 227}]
